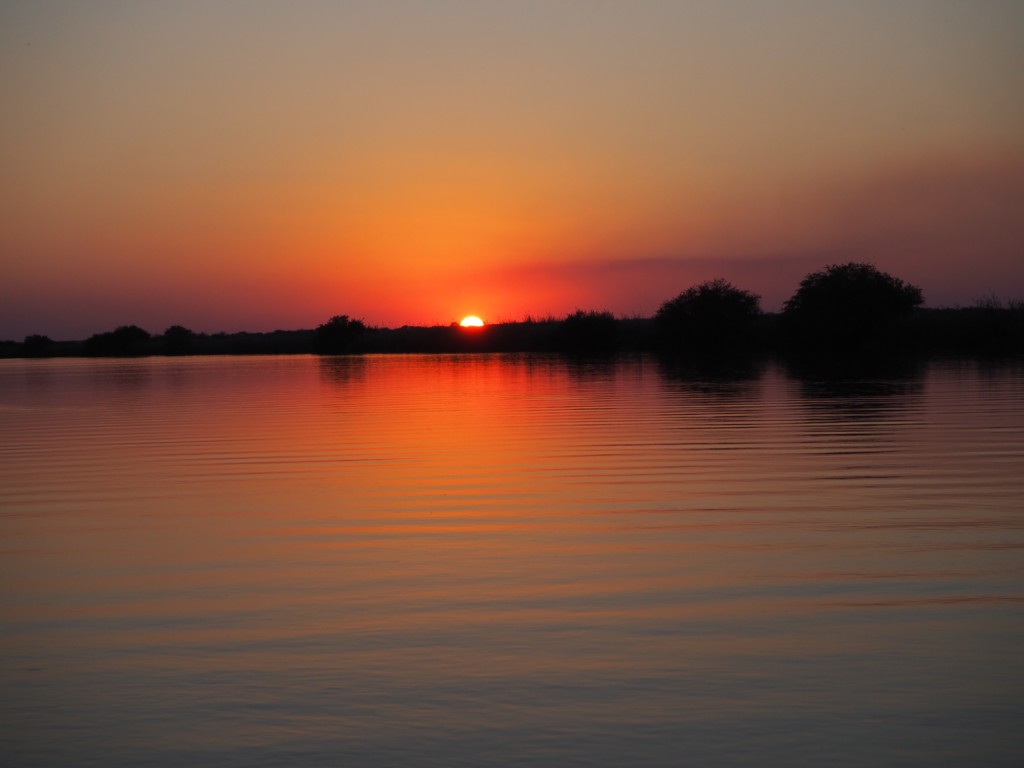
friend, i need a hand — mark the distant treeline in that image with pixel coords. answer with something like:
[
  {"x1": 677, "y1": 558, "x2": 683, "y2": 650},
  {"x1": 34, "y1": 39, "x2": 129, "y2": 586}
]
[{"x1": 4, "y1": 263, "x2": 1023, "y2": 360}]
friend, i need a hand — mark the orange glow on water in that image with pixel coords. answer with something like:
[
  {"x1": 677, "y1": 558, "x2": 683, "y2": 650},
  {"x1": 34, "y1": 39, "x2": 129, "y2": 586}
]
[{"x1": 3, "y1": 356, "x2": 1024, "y2": 762}]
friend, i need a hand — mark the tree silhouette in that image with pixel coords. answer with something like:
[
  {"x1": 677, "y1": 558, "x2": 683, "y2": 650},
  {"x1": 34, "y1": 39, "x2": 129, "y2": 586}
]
[
  {"x1": 783, "y1": 262, "x2": 923, "y2": 352},
  {"x1": 655, "y1": 279, "x2": 761, "y2": 352},
  {"x1": 313, "y1": 315, "x2": 367, "y2": 354}
]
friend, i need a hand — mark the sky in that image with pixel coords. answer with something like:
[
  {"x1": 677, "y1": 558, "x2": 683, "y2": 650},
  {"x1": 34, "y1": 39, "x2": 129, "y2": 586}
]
[{"x1": 2, "y1": 0, "x2": 1023, "y2": 339}]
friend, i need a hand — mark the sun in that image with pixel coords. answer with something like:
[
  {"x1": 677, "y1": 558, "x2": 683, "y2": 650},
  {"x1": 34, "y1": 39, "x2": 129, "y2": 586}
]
[{"x1": 459, "y1": 315, "x2": 484, "y2": 328}]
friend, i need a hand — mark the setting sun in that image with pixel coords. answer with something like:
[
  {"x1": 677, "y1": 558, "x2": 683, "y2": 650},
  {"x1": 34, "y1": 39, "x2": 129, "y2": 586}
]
[{"x1": 459, "y1": 316, "x2": 485, "y2": 327}]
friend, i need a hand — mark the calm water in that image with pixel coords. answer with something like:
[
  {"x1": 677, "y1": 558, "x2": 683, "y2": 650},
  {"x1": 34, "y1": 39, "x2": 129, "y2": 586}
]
[{"x1": 1, "y1": 354, "x2": 1022, "y2": 767}]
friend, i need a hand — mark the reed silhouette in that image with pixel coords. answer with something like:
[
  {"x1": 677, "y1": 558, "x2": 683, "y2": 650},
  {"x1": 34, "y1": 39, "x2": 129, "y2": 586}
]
[{"x1": 921, "y1": 297, "x2": 1024, "y2": 354}]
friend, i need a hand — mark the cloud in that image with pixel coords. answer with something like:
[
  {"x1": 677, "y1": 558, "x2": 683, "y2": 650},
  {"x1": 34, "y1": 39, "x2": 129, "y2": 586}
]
[{"x1": 458, "y1": 152, "x2": 1024, "y2": 315}]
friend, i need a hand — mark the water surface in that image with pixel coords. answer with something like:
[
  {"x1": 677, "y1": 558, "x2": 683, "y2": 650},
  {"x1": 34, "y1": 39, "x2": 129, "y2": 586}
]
[{"x1": 1, "y1": 354, "x2": 1022, "y2": 766}]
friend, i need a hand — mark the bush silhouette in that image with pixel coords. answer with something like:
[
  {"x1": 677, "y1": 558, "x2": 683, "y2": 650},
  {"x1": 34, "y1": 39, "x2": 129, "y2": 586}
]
[
  {"x1": 783, "y1": 262, "x2": 923, "y2": 353},
  {"x1": 84, "y1": 325, "x2": 152, "y2": 356},
  {"x1": 655, "y1": 279, "x2": 761, "y2": 352},
  {"x1": 558, "y1": 310, "x2": 618, "y2": 352},
  {"x1": 162, "y1": 325, "x2": 196, "y2": 354},
  {"x1": 22, "y1": 334, "x2": 53, "y2": 356},
  {"x1": 313, "y1": 315, "x2": 367, "y2": 354}
]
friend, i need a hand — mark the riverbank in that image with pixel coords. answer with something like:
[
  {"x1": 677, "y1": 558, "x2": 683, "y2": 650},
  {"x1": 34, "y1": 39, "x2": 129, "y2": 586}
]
[{"x1": 2, "y1": 307, "x2": 1022, "y2": 359}]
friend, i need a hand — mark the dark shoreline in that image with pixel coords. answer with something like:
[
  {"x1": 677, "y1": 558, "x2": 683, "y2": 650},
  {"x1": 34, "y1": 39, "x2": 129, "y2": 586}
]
[{"x1": 2, "y1": 307, "x2": 1022, "y2": 361}]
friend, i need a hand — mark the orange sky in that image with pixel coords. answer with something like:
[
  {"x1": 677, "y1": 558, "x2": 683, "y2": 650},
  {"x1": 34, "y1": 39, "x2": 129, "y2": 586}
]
[{"x1": 2, "y1": 2, "x2": 1023, "y2": 338}]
